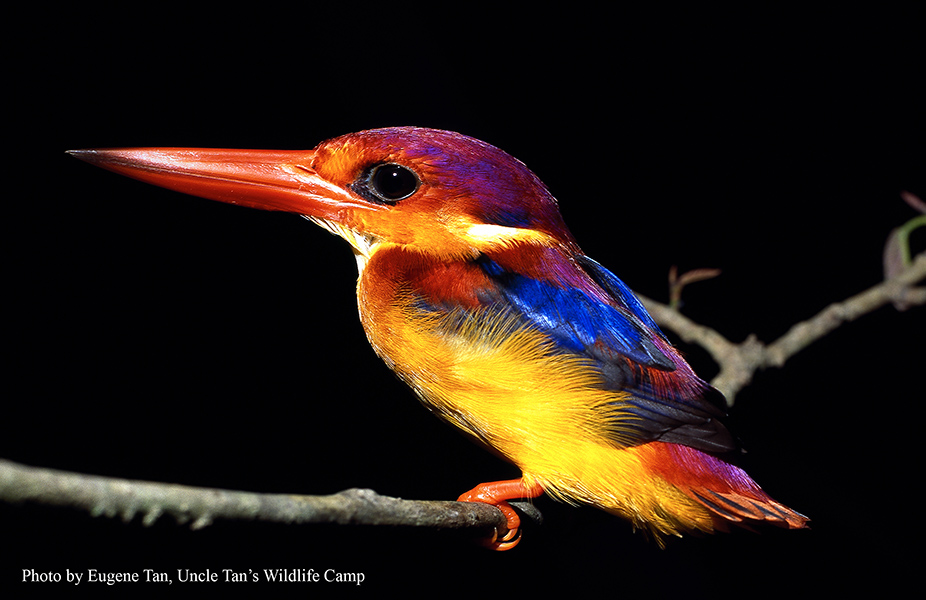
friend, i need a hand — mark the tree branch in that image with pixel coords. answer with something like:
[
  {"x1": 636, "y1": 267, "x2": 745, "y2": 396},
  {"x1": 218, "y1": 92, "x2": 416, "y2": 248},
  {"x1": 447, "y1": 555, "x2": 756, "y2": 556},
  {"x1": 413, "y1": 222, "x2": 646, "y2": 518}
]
[
  {"x1": 0, "y1": 457, "x2": 540, "y2": 535},
  {"x1": 639, "y1": 251, "x2": 926, "y2": 403}
]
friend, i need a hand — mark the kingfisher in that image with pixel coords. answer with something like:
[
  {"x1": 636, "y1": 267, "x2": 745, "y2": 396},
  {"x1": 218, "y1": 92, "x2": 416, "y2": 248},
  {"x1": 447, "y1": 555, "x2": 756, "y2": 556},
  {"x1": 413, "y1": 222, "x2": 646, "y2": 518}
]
[{"x1": 70, "y1": 127, "x2": 808, "y2": 549}]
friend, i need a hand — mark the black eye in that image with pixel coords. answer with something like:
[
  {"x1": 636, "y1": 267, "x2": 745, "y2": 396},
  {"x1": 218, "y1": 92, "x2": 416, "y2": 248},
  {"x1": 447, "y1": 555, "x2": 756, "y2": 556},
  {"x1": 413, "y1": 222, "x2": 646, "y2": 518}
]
[{"x1": 368, "y1": 163, "x2": 419, "y2": 203}]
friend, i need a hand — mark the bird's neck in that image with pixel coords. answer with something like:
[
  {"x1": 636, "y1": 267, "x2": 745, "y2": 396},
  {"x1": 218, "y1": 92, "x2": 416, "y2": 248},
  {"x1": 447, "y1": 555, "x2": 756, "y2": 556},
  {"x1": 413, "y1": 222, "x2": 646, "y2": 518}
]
[{"x1": 356, "y1": 244, "x2": 489, "y2": 321}]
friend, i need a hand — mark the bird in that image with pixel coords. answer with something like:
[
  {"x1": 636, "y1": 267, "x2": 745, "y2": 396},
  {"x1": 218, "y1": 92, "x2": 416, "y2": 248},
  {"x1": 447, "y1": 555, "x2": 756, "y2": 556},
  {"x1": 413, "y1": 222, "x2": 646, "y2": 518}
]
[{"x1": 69, "y1": 127, "x2": 808, "y2": 549}]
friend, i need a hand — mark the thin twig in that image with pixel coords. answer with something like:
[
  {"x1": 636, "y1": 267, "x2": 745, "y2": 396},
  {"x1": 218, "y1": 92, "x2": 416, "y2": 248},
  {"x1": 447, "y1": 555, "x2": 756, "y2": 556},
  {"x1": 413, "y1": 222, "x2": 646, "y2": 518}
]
[{"x1": 640, "y1": 252, "x2": 926, "y2": 403}]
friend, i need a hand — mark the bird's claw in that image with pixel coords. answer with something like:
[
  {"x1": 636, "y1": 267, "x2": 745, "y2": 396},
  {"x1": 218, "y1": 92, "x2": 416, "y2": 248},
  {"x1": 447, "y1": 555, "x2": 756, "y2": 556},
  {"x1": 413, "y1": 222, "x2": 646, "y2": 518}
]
[
  {"x1": 458, "y1": 478, "x2": 543, "y2": 551},
  {"x1": 480, "y1": 519, "x2": 522, "y2": 551},
  {"x1": 475, "y1": 500, "x2": 522, "y2": 551}
]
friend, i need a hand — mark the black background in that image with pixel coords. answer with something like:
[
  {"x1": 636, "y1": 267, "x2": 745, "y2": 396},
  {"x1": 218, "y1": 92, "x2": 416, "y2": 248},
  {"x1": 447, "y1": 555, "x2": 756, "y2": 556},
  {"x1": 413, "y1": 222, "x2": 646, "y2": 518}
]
[{"x1": 6, "y1": 5, "x2": 924, "y2": 597}]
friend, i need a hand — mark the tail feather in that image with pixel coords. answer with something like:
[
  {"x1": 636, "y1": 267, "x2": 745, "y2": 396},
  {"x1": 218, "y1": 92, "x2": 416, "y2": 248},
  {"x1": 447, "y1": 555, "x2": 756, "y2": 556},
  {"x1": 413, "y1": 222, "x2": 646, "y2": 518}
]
[
  {"x1": 648, "y1": 442, "x2": 809, "y2": 533},
  {"x1": 691, "y1": 489, "x2": 808, "y2": 529}
]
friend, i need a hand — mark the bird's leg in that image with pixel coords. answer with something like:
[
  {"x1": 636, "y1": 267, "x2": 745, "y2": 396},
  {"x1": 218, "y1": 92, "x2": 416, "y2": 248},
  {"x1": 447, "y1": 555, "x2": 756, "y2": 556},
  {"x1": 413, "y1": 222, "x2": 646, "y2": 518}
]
[{"x1": 457, "y1": 478, "x2": 544, "y2": 550}]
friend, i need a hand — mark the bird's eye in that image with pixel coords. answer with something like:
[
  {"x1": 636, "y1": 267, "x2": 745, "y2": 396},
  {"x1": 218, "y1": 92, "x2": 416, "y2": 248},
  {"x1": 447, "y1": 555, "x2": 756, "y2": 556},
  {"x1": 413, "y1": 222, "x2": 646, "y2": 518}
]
[{"x1": 367, "y1": 163, "x2": 420, "y2": 203}]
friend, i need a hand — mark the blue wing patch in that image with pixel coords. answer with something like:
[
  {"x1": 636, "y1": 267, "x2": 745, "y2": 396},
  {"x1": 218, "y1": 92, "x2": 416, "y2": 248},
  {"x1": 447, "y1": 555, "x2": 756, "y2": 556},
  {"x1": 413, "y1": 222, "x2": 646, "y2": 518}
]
[
  {"x1": 474, "y1": 255, "x2": 675, "y2": 371},
  {"x1": 575, "y1": 255, "x2": 666, "y2": 339}
]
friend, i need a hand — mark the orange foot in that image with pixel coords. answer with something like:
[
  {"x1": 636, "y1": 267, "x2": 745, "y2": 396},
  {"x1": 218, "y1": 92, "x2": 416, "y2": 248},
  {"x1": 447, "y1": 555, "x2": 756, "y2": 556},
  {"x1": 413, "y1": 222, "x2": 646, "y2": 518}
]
[{"x1": 457, "y1": 479, "x2": 544, "y2": 550}]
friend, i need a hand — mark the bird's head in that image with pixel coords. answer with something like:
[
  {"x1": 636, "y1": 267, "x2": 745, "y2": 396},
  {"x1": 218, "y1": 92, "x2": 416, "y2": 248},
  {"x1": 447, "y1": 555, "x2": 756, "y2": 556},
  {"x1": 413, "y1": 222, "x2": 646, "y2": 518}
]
[{"x1": 70, "y1": 127, "x2": 577, "y2": 265}]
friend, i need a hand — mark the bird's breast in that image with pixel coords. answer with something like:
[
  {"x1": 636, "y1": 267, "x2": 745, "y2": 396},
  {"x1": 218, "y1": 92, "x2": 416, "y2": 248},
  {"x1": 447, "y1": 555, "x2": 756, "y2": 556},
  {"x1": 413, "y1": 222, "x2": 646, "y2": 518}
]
[{"x1": 353, "y1": 245, "x2": 640, "y2": 467}]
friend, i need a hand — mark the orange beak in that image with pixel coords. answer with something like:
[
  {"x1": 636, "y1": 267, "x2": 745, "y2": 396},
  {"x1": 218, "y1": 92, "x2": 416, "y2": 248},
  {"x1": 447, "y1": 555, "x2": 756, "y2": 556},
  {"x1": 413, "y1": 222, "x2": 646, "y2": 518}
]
[{"x1": 67, "y1": 147, "x2": 381, "y2": 222}]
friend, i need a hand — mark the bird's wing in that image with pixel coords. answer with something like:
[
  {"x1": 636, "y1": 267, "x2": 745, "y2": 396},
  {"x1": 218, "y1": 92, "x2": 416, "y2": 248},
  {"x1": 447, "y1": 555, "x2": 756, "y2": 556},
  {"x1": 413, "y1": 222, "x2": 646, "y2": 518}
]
[{"x1": 474, "y1": 250, "x2": 735, "y2": 453}]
